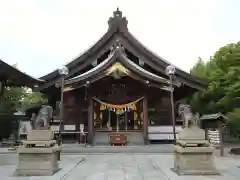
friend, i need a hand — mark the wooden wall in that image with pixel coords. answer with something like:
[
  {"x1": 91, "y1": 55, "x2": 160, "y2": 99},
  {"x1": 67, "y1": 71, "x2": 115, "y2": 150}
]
[
  {"x1": 62, "y1": 90, "x2": 85, "y2": 131},
  {"x1": 60, "y1": 88, "x2": 174, "y2": 128},
  {"x1": 148, "y1": 91, "x2": 173, "y2": 126}
]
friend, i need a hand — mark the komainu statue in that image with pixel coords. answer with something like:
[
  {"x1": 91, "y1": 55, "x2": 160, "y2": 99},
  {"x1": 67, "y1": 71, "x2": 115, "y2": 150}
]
[
  {"x1": 173, "y1": 105, "x2": 218, "y2": 175},
  {"x1": 179, "y1": 104, "x2": 193, "y2": 128},
  {"x1": 16, "y1": 105, "x2": 59, "y2": 176},
  {"x1": 33, "y1": 105, "x2": 53, "y2": 130}
]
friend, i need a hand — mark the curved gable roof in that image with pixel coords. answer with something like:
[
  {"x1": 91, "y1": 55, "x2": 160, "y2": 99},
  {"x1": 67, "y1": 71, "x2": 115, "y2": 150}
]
[
  {"x1": 0, "y1": 59, "x2": 44, "y2": 87},
  {"x1": 65, "y1": 48, "x2": 174, "y2": 86},
  {"x1": 40, "y1": 8, "x2": 205, "y2": 90}
]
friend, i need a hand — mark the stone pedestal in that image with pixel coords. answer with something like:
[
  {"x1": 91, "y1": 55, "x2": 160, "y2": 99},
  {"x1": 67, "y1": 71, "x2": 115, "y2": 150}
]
[
  {"x1": 173, "y1": 145, "x2": 218, "y2": 175},
  {"x1": 172, "y1": 125, "x2": 219, "y2": 175},
  {"x1": 15, "y1": 130, "x2": 60, "y2": 176}
]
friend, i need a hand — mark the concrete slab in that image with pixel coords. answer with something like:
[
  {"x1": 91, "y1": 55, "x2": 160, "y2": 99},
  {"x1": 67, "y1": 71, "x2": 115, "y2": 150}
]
[
  {"x1": 0, "y1": 154, "x2": 84, "y2": 180},
  {"x1": 0, "y1": 153, "x2": 240, "y2": 179}
]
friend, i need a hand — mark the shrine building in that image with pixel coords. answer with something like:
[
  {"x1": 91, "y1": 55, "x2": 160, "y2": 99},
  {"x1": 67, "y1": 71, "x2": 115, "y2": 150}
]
[{"x1": 36, "y1": 9, "x2": 205, "y2": 145}]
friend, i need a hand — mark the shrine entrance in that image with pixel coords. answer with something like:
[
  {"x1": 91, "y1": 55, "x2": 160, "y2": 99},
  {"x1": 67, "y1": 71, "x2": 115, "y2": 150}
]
[
  {"x1": 85, "y1": 74, "x2": 150, "y2": 145},
  {"x1": 101, "y1": 110, "x2": 135, "y2": 131},
  {"x1": 93, "y1": 97, "x2": 143, "y2": 132}
]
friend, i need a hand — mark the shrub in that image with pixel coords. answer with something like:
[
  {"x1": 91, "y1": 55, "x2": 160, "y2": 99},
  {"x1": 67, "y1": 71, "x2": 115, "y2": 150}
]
[
  {"x1": 0, "y1": 114, "x2": 15, "y2": 140},
  {"x1": 227, "y1": 108, "x2": 240, "y2": 138}
]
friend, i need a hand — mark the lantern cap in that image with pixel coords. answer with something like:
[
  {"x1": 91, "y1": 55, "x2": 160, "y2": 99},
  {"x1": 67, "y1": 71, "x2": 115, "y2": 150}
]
[
  {"x1": 58, "y1": 66, "x2": 69, "y2": 75},
  {"x1": 165, "y1": 65, "x2": 176, "y2": 76}
]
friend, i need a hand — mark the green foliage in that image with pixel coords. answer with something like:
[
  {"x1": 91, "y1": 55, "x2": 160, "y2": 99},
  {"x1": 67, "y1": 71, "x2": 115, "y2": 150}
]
[
  {"x1": 0, "y1": 114, "x2": 15, "y2": 140},
  {"x1": 0, "y1": 87, "x2": 47, "y2": 140},
  {"x1": 227, "y1": 108, "x2": 240, "y2": 137},
  {"x1": 189, "y1": 42, "x2": 240, "y2": 114},
  {"x1": 21, "y1": 90, "x2": 47, "y2": 109},
  {"x1": 189, "y1": 42, "x2": 240, "y2": 136},
  {"x1": 0, "y1": 87, "x2": 47, "y2": 113},
  {"x1": 0, "y1": 87, "x2": 25, "y2": 140},
  {"x1": 0, "y1": 87, "x2": 25, "y2": 113},
  {"x1": 190, "y1": 57, "x2": 209, "y2": 80}
]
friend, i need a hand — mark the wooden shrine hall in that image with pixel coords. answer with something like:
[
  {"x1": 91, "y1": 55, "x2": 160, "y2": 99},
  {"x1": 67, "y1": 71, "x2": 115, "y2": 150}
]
[
  {"x1": 0, "y1": 59, "x2": 43, "y2": 96},
  {"x1": 36, "y1": 9, "x2": 205, "y2": 145}
]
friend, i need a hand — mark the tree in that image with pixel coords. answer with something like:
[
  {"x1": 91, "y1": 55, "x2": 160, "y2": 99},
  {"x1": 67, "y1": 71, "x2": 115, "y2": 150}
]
[
  {"x1": 189, "y1": 42, "x2": 240, "y2": 137},
  {"x1": 0, "y1": 87, "x2": 47, "y2": 140},
  {"x1": 21, "y1": 89, "x2": 47, "y2": 109},
  {"x1": 0, "y1": 87, "x2": 25, "y2": 113},
  {"x1": 227, "y1": 108, "x2": 240, "y2": 138},
  {"x1": 0, "y1": 87, "x2": 25, "y2": 140},
  {"x1": 189, "y1": 42, "x2": 240, "y2": 113},
  {"x1": 190, "y1": 57, "x2": 209, "y2": 80}
]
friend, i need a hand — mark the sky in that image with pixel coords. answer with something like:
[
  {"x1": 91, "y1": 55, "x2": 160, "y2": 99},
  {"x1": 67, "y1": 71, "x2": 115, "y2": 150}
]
[{"x1": 0, "y1": 0, "x2": 240, "y2": 78}]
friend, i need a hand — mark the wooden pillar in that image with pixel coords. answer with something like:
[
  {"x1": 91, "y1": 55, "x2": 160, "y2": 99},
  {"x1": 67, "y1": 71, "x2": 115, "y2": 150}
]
[
  {"x1": 205, "y1": 128, "x2": 208, "y2": 140},
  {"x1": 76, "y1": 104, "x2": 82, "y2": 143},
  {"x1": 108, "y1": 110, "x2": 111, "y2": 127},
  {"x1": 143, "y1": 95, "x2": 148, "y2": 145},
  {"x1": 0, "y1": 81, "x2": 5, "y2": 102},
  {"x1": 88, "y1": 94, "x2": 93, "y2": 145},
  {"x1": 219, "y1": 122, "x2": 224, "y2": 156},
  {"x1": 125, "y1": 111, "x2": 128, "y2": 131}
]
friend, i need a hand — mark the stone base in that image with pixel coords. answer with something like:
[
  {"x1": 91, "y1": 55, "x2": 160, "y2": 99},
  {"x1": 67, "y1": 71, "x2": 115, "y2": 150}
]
[
  {"x1": 27, "y1": 130, "x2": 54, "y2": 141},
  {"x1": 15, "y1": 146, "x2": 60, "y2": 176},
  {"x1": 173, "y1": 145, "x2": 219, "y2": 175},
  {"x1": 171, "y1": 168, "x2": 220, "y2": 176},
  {"x1": 15, "y1": 168, "x2": 60, "y2": 176}
]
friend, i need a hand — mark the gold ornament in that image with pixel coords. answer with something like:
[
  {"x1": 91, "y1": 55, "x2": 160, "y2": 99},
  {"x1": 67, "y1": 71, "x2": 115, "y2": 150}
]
[
  {"x1": 116, "y1": 109, "x2": 121, "y2": 114},
  {"x1": 94, "y1": 112, "x2": 97, "y2": 120},
  {"x1": 92, "y1": 97, "x2": 143, "y2": 110},
  {"x1": 100, "y1": 104, "x2": 105, "y2": 111},
  {"x1": 132, "y1": 103, "x2": 137, "y2": 110},
  {"x1": 134, "y1": 112, "x2": 138, "y2": 120}
]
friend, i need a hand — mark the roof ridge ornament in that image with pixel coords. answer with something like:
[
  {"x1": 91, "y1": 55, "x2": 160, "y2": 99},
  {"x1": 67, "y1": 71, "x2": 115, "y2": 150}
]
[
  {"x1": 110, "y1": 39, "x2": 125, "y2": 55},
  {"x1": 108, "y1": 8, "x2": 128, "y2": 32}
]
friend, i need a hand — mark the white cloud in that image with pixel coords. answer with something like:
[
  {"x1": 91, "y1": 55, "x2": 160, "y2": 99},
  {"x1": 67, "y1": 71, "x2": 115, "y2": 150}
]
[{"x1": 0, "y1": 0, "x2": 239, "y2": 77}]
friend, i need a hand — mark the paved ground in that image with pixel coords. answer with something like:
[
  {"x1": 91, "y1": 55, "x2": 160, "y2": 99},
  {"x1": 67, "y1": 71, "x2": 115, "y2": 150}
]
[
  {"x1": 0, "y1": 153, "x2": 240, "y2": 180},
  {"x1": 0, "y1": 144, "x2": 235, "y2": 155}
]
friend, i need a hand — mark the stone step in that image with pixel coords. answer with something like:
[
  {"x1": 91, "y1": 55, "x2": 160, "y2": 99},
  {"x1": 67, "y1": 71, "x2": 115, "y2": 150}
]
[{"x1": 61, "y1": 144, "x2": 173, "y2": 153}]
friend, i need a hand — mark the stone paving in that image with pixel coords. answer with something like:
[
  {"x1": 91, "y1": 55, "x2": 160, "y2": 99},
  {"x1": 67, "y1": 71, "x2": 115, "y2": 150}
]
[{"x1": 0, "y1": 153, "x2": 240, "y2": 180}]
